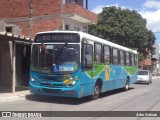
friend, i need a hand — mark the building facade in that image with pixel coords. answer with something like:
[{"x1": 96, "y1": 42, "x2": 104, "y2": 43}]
[
  {"x1": 151, "y1": 42, "x2": 160, "y2": 75},
  {"x1": 0, "y1": 0, "x2": 98, "y2": 38},
  {"x1": 0, "y1": 0, "x2": 97, "y2": 93},
  {"x1": 141, "y1": 42, "x2": 160, "y2": 75}
]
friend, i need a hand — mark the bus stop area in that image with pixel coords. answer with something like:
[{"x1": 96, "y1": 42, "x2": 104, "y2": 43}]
[{"x1": 0, "y1": 32, "x2": 32, "y2": 98}]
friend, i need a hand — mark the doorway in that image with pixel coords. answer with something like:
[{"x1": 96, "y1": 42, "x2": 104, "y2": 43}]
[{"x1": 15, "y1": 43, "x2": 31, "y2": 91}]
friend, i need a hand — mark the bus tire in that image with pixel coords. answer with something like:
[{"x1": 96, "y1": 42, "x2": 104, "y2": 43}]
[
  {"x1": 91, "y1": 83, "x2": 100, "y2": 100},
  {"x1": 124, "y1": 78, "x2": 130, "y2": 91}
]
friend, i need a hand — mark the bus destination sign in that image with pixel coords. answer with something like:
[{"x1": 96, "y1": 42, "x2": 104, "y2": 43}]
[{"x1": 34, "y1": 33, "x2": 80, "y2": 43}]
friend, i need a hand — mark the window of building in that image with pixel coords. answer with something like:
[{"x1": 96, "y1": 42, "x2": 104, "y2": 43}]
[
  {"x1": 65, "y1": 0, "x2": 76, "y2": 4},
  {"x1": 112, "y1": 48, "x2": 119, "y2": 65},
  {"x1": 65, "y1": 24, "x2": 70, "y2": 30},
  {"x1": 94, "y1": 43, "x2": 102, "y2": 64},
  {"x1": 6, "y1": 26, "x2": 13, "y2": 33},
  {"x1": 103, "y1": 45, "x2": 111, "y2": 64}
]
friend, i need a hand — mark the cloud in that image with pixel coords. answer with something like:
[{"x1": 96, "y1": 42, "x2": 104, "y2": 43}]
[
  {"x1": 140, "y1": 0, "x2": 160, "y2": 33},
  {"x1": 91, "y1": 1, "x2": 160, "y2": 33},
  {"x1": 143, "y1": 0, "x2": 160, "y2": 9},
  {"x1": 91, "y1": 3, "x2": 132, "y2": 14},
  {"x1": 91, "y1": 5, "x2": 104, "y2": 14},
  {"x1": 91, "y1": 4, "x2": 119, "y2": 14},
  {"x1": 139, "y1": 9, "x2": 160, "y2": 32}
]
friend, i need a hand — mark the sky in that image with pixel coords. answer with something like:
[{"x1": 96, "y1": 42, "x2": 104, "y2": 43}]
[{"x1": 87, "y1": 0, "x2": 160, "y2": 44}]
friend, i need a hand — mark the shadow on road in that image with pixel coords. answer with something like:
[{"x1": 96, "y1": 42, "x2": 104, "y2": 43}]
[
  {"x1": 25, "y1": 94, "x2": 92, "y2": 105},
  {"x1": 134, "y1": 83, "x2": 150, "y2": 85},
  {"x1": 100, "y1": 87, "x2": 134, "y2": 98},
  {"x1": 25, "y1": 87, "x2": 135, "y2": 105}
]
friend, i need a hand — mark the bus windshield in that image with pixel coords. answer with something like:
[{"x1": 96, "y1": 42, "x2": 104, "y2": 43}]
[{"x1": 31, "y1": 44, "x2": 80, "y2": 74}]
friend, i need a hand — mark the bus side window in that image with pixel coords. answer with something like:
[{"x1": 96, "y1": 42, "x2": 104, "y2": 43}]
[
  {"x1": 120, "y1": 50, "x2": 125, "y2": 65},
  {"x1": 112, "y1": 48, "x2": 118, "y2": 65},
  {"x1": 134, "y1": 54, "x2": 137, "y2": 66},
  {"x1": 131, "y1": 54, "x2": 134, "y2": 66},
  {"x1": 103, "y1": 45, "x2": 111, "y2": 64},
  {"x1": 82, "y1": 43, "x2": 93, "y2": 70},
  {"x1": 94, "y1": 43, "x2": 102, "y2": 64},
  {"x1": 126, "y1": 52, "x2": 129, "y2": 66}
]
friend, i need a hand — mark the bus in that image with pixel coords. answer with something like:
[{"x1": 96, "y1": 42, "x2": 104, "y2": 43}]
[{"x1": 29, "y1": 31, "x2": 138, "y2": 99}]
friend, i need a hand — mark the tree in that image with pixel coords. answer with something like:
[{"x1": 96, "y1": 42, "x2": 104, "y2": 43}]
[{"x1": 88, "y1": 6, "x2": 155, "y2": 59}]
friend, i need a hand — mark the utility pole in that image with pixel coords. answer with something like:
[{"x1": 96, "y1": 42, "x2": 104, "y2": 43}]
[
  {"x1": 61, "y1": 0, "x2": 64, "y2": 30},
  {"x1": 29, "y1": 0, "x2": 33, "y2": 37},
  {"x1": 86, "y1": 0, "x2": 88, "y2": 9}
]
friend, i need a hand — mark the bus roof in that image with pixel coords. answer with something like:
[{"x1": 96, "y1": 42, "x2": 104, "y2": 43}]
[{"x1": 36, "y1": 31, "x2": 138, "y2": 54}]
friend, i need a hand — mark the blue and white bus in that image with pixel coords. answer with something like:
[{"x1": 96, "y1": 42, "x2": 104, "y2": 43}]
[{"x1": 29, "y1": 31, "x2": 138, "y2": 99}]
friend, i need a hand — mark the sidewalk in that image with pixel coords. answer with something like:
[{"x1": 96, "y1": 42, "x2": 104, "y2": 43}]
[
  {"x1": 152, "y1": 76, "x2": 160, "y2": 79},
  {"x1": 0, "y1": 90, "x2": 30, "y2": 102}
]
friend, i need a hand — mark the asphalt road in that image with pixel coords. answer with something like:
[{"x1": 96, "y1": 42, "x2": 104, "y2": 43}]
[{"x1": 0, "y1": 77, "x2": 160, "y2": 120}]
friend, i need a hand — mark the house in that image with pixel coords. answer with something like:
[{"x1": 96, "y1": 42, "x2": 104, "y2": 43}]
[{"x1": 0, "y1": 0, "x2": 97, "y2": 93}]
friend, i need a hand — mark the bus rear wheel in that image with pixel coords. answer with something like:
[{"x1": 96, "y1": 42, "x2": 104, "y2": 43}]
[
  {"x1": 91, "y1": 84, "x2": 100, "y2": 100},
  {"x1": 124, "y1": 79, "x2": 130, "y2": 91}
]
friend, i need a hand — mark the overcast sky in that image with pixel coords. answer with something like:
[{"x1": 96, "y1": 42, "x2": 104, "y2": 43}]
[{"x1": 88, "y1": 0, "x2": 160, "y2": 44}]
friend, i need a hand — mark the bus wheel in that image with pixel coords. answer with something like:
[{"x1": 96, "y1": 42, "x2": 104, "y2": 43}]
[
  {"x1": 91, "y1": 83, "x2": 100, "y2": 100},
  {"x1": 124, "y1": 79, "x2": 130, "y2": 91}
]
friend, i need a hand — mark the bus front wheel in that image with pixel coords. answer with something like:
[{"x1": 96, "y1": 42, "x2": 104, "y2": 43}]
[{"x1": 91, "y1": 83, "x2": 100, "y2": 100}]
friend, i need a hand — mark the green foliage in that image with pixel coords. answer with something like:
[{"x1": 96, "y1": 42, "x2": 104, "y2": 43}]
[{"x1": 88, "y1": 6, "x2": 156, "y2": 61}]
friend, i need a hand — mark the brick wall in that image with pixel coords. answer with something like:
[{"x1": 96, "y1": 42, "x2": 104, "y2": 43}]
[
  {"x1": 32, "y1": 0, "x2": 61, "y2": 16},
  {"x1": 64, "y1": 4, "x2": 98, "y2": 23},
  {"x1": 15, "y1": 21, "x2": 30, "y2": 37},
  {"x1": 32, "y1": 19, "x2": 61, "y2": 36},
  {"x1": 0, "y1": 0, "x2": 61, "y2": 19},
  {"x1": 0, "y1": 0, "x2": 97, "y2": 37},
  {"x1": 0, "y1": 0, "x2": 30, "y2": 19},
  {"x1": 0, "y1": 0, "x2": 62, "y2": 37}
]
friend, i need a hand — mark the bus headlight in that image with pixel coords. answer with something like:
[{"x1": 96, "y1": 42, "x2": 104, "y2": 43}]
[
  {"x1": 31, "y1": 77, "x2": 35, "y2": 82},
  {"x1": 30, "y1": 77, "x2": 39, "y2": 85},
  {"x1": 70, "y1": 81, "x2": 76, "y2": 86},
  {"x1": 68, "y1": 81, "x2": 77, "y2": 87}
]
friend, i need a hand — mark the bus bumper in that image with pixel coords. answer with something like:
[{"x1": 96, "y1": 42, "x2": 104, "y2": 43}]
[{"x1": 29, "y1": 81, "x2": 81, "y2": 98}]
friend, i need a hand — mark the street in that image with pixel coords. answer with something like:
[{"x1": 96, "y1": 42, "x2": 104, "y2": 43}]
[{"x1": 0, "y1": 77, "x2": 160, "y2": 120}]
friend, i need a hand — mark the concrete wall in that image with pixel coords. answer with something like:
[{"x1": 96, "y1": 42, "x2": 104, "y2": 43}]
[
  {"x1": 0, "y1": 21, "x2": 6, "y2": 31},
  {"x1": 0, "y1": 40, "x2": 12, "y2": 87}
]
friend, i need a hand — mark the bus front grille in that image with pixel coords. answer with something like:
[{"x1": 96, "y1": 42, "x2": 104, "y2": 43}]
[{"x1": 42, "y1": 88, "x2": 61, "y2": 94}]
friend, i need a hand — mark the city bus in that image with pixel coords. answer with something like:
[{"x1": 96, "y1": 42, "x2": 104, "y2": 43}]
[{"x1": 29, "y1": 31, "x2": 138, "y2": 99}]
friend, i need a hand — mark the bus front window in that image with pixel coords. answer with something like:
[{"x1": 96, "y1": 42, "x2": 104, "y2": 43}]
[{"x1": 31, "y1": 44, "x2": 80, "y2": 74}]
